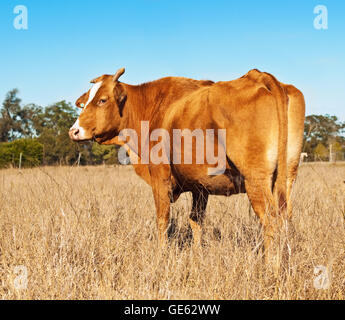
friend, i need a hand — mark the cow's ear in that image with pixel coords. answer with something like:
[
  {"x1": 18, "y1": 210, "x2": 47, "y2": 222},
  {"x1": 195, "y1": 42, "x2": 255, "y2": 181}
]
[
  {"x1": 90, "y1": 75, "x2": 104, "y2": 83},
  {"x1": 75, "y1": 93, "x2": 88, "y2": 108},
  {"x1": 114, "y1": 83, "x2": 127, "y2": 117}
]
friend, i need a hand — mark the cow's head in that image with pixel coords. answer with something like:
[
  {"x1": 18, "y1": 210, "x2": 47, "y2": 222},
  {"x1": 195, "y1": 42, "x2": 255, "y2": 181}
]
[{"x1": 69, "y1": 67, "x2": 127, "y2": 144}]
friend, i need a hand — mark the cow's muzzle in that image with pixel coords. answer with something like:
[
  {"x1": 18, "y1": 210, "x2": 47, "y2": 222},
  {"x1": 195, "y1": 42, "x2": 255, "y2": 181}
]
[{"x1": 69, "y1": 128, "x2": 81, "y2": 141}]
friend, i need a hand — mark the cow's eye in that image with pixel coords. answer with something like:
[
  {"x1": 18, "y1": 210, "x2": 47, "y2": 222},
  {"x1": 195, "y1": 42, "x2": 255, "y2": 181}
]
[{"x1": 98, "y1": 98, "x2": 107, "y2": 105}]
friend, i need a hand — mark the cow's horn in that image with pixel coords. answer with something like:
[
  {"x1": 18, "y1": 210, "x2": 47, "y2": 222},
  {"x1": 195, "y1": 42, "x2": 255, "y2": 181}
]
[{"x1": 113, "y1": 67, "x2": 125, "y2": 82}]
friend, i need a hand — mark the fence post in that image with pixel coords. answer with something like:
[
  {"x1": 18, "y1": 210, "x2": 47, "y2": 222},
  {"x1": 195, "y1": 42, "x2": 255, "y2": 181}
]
[
  {"x1": 329, "y1": 144, "x2": 336, "y2": 163},
  {"x1": 19, "y1": 152, "x2": 23, "y2": 170},
  {"x1": 77, "y1": 152, "x2": 81, "y2": 166}
]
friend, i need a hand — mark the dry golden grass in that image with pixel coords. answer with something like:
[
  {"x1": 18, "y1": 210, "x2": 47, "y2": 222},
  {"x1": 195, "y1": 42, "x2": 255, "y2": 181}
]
[{"x1": 0, "y1": 163, "x2": 344, "y2": 299}]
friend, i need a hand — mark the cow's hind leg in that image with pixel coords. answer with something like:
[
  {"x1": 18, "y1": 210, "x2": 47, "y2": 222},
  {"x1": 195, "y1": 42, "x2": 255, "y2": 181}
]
[
  {"x1": 285, "y1": 84, "x2": 305, "y2": 220},
  {"x1": 189, "y1": 190, "x2": 209, "y2": 246},
  {"x1": 244, "y1": 175, "x2": 278, "y2": 256},
  {"x1": 287, "y1": 160, "x2": 299, "y2": 220}
]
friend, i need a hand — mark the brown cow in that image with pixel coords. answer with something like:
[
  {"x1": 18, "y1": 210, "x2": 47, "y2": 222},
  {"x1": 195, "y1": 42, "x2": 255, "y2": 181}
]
[{"x1": 69, "y1": 68, "x2": 305, "y2": 255}]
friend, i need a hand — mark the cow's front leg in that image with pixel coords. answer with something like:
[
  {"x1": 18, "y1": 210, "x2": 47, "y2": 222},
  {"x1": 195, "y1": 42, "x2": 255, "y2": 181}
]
[{"x1": 150, "y1": 165, "x2": 172, "y2": 247}]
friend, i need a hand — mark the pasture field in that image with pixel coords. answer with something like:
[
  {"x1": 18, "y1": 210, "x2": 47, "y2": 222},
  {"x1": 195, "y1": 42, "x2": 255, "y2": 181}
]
[{"x1": 0, "y1": 163, "x2": 344, "y2": 300}]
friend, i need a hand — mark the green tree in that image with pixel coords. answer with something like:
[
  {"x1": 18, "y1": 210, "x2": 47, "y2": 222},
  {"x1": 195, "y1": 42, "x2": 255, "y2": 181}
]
[
  {"x1": 0, "y1": 89, "x2": 33, "y2": 142},
  {"x1": 32, "y1": 101, "x2": 83, "y2": 165},
  {"x1": 304, "y1": 114, "x2": 345, "y2": 160},
  {"x1": 0, "y1": 139, "x2": 43, "y2": 168},
  {"x1": 91, "y1": 143, "x2": 119, "y2": 165},
  {"x1": 313, "y1": 143, "x2": 328, "y2": 160}
]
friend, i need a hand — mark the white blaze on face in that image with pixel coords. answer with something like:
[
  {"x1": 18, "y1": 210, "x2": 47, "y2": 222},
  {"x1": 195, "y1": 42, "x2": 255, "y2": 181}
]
[
  {"x1": 84, "y1": 81, "x2": 103, "y2": 109},
  {"x1": 70, "y1": 81, "x2": 103, "y2": 139}
]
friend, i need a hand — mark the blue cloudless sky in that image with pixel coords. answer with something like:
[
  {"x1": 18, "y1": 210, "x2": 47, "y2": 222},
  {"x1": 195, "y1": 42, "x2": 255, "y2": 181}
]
[{"x1": 0, "y1": 0, "x2": 344, "y2": 120}]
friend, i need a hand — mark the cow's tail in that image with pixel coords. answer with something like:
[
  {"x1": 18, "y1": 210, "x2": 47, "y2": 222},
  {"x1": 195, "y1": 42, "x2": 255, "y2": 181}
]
[{"x1": 264, "y1": 73, "x2": 288, "y2": 215}]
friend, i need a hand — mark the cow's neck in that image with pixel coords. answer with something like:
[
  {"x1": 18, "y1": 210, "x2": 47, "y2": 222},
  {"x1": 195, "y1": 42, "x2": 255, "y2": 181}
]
[{"x1": 120, "y1": 81, "x2": 170, "y2": 134}]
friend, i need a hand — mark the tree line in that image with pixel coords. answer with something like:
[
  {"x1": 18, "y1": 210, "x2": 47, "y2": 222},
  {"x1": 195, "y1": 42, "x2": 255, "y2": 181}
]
[{"x1": 0, "y1": 89, "x2": 344, "y2": 168}]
